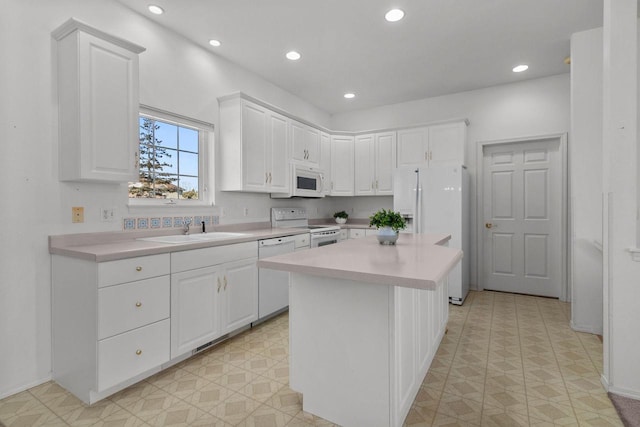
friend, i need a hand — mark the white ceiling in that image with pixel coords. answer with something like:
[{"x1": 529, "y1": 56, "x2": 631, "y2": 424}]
[{"x1": 117, "y1": 0, "x2": 603, "y2": 114}]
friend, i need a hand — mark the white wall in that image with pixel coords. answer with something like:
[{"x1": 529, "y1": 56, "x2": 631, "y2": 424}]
[
  {"x1": 569, "y1": 28, "x2": 604, "y2": 335},
  {"x1": 331, "y1": 75, "x2": 571, "y2": 288},
  {"x1": 0, "y1": 0, "x2": 334, "y2": 398}
]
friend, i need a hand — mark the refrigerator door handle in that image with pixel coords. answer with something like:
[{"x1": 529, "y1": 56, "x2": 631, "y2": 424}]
[{"x1": 414, "y1": 168, "x2": 420, "y2": 234}]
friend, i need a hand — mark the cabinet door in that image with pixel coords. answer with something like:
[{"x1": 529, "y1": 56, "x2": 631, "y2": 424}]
[
  {"x1": 221, "y1": 259, "x2": 258, "y2": 334},
  {"x1": 320, "y1": 132, "x2": 331, "y2": 195},
  {"x1": 330, "y1": 136, "x2": 354, "y2": 196},
  {"x1": 170, "y1": 266, "x2": 222, "y2": 358},
  {"x1": 304, "y1": 126, "x2": 320, "y2": 165},
  {"x1": 354, "y1": 134, "x2": 375, "y2": 196},
  {"x1": 269, "y1": 112, "x2": 289, "y2": 192},
  {"x1": 58, "y1": 31, "x2": 140, "y2": 182},
  {"x1": 428, "y1": 122, "x2": 466, "y2": 166},
  {"x1": 375, "y1": 132, "x2": 397, "y2": 195},
  {"x1": 397, "y1": 127, "x2": 428, "y2": 168},
  {"x1": 393, "y1": 286, "x2": 418, "y2": 425},
  {"x1": 290, "y1": 120, "x2": 307, "y2": 163},
  {"x1": 242, "y1": 101, "x2": 268, "y2": 191}
]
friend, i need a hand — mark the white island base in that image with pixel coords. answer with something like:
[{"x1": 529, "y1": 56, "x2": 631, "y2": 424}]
[{"x1": 289, "y1": 272, "x2": 449, "y2": 427}]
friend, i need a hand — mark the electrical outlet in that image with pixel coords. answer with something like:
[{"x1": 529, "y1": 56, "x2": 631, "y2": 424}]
[
  {"x1": 72, "y1": 206, "x2": 84, "y2": 223},
  {"x1": 243, "y1": 207, "x2": 249, "y2": 216},
  {"x1": 101, "y1": 207, "x2": 116, "y2": 222}
]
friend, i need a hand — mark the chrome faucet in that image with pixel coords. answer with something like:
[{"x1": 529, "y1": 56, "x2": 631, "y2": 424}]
[{"x1": 183, "y1": 219, "x2": 191, "y2": 235}]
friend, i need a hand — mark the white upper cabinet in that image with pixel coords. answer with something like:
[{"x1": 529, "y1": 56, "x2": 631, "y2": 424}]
[
  {"x1": 355, "y1": 132, "x2": 397, "y2": 196},
  {"x1": 397, "y1": 121, "x2": 467, "y2": 168},
  {"x1": 53, "y1": 18, "x2": 145, "y2": 183},
  {"x1": 320, "y1": 132, "x2": 332, "y2": 195},
  {"x1": 354, "y1": 134, "x2": 376, "y2": 196},
  {"x1": 330, "y1": 135, "x2": 355, "y2": 196},
  {"x1": 219, "y1": 95, "x2": 290, "y2": 193},
  {"x1": 291, "y1": 120, "x2": 320, "y2": 166}
]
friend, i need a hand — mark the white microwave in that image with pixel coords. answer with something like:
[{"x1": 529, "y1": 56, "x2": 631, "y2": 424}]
[{"x1": 271, "y1": 164, "x2": 325, "y2": 198}]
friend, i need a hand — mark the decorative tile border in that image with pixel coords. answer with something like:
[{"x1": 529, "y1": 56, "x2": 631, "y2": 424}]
[{"x1": 123, "y1": 216, "x2": 215, "y2": 231}]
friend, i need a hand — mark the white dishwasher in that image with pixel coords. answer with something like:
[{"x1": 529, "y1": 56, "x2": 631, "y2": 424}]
[{"x1": 258, "y1": 235, "x2": 296, "y2": 319}]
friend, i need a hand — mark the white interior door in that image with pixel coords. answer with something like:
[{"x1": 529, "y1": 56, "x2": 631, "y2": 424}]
[{"x1": 482, "y1": 138, "x2": 561, "y2": 297}]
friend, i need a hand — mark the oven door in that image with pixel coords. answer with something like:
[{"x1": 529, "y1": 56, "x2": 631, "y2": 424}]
[{"x1": 310, "y1": 231, "x2": 340, "y2": 247}]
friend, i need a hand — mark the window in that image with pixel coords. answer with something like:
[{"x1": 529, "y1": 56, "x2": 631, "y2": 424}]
[{"x1": 129, "y1": 106, "x2": 213, "y2": 204}]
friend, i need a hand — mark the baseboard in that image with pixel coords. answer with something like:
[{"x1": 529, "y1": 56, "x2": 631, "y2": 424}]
[
  {"x1": 607, "y1": 385, "x2": 640, "y2": 400},
  {"x1": 0, "y1": 375, "x2": 52, "y2": 400},
  {"x1": 570, "y1": 320, "x2": 602, "y2": 335}
]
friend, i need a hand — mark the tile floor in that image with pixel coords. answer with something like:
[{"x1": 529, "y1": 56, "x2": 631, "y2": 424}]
[{"x1": 0, "y1": 291, "x2": 623, "y2": 426}]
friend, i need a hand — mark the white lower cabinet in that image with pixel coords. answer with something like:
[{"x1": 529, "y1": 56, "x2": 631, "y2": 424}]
[
  {"x1": 349, "y1": 228, "x2": 377, "y2": 239},
  {"x1": 170, "y1": 242, "x2": 258, "y2": 359},
  {"x1": 52, "y1": 253, "x2": 171, "y2": 404},
  {"x1": 52, "y1": 241, "x2": 258, "y2": 404},
  {"x1": 171, "y1": 266, "x2": 223, "y2": 358},
  {"x1": 98, "y1": 319, "x2": 170, "y2": 391}
]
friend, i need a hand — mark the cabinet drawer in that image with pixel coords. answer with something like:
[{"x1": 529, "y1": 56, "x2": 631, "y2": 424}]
[
  {"x1": 98, "y1": 254, "x2": 170, "y2": 288},
  {"x1": 349, "y1": 229, "x2": 366, "y2": 239},
  {"x1": 98, "y1": 276, "x2": 170, "y2": 340},
  {"x1": 294, "y1": 233, "x2": 310, "y2": 249},
  {"x1": 171, "y1": 241, "x2": 258, "y2": 273},
  {"x1": 98, "y1": 319, "x2": 170, "y2": 391}
]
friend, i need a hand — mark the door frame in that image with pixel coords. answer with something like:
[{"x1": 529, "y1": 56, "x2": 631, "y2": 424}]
[{"x1": 475, "y1": 133, "x2": 569, "y2": 301}]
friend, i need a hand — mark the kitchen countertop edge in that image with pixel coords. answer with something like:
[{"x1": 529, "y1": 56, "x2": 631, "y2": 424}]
[{"x1": 49, "y1": 228, "x2": 310, "y2": 262}]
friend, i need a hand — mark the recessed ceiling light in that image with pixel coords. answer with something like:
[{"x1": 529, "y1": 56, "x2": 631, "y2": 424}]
[
  {"x1": 148, "y1": 5, "x2": 164, "y2": 14},
  {"x1": 209, "y1": 39, "x2": 221, "y2": 47},
  {"x1": 286, "y1": 51, "x2": 301, "y2": 61},
  {"x1": 344, "y1": 93, "x2": 355, "y2": 99},
  {"x1": 385, "y1": 9, "x2": 405, "y2": 22},
  {"x1": 512, "y1": 64, "x2": 529, "y2": 73}
]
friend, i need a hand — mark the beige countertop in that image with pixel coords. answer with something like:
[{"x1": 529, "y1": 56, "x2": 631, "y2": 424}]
[
  {"x1": 258, "y1": 233, "x2": 462, "y2": 290},
  {"x1": 49, "y1": 225, "x2": 309, "y2": 262}
]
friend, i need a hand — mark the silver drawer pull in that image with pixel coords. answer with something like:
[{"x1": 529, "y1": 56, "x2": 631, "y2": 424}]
[
  {"x1": 135, "y1": 301, "x2": 142, "y2": 308},
  {"x1": 135, "y1": 266, "x2": 142, "y2": 272},
  {"x1": 135, "y1": 349, "x2": 142, "y2": 356}
]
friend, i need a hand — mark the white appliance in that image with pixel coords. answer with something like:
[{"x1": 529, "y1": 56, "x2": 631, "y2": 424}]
[
  {"x1": 271, "y1": 164, "x2": 325, "y2": 198},
  {"x1": 271, "y1": 207, "x2": 340, "y2": 247},
  {"x1": 393, "y1": 164, "x2": 470, "y2": 304},
  {"x1": 257, "y1": 208, "x2": 340, "y2": 319},
  {"x1": 258, "y1": 235, "x2": 296, "y2": 319}
]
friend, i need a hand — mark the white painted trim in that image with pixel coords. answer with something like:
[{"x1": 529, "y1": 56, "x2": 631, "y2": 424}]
[
  {"x1": 625, "y1": 247, "x2": 640, "y2": 261},
  {"x1": 217, "y1": 92, "x2": 469, "y2": 135},
  {"x1": 475, "y1": 133, "x2": 569, "y2": 300},
  {"x1": 607, "y1": 385, "x2": 640, "y2": 400},
  {"x1": 0, "y1": 376, "x2": 52, "y2": 400},
  {"x1": 570, "y1": 320, "x2": 602, "y2": 335},
  {"x1": 51, "y1": 18, "x2": 145, "y2": 53}
]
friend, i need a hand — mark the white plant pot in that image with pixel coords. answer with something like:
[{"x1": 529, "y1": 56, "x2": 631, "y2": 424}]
[
  {"x1": 376, "y1": 226, "x2": 399, "y2": 245},
  {"x1": 335, "y1": 217, "x2": 347, "y2": 224}
]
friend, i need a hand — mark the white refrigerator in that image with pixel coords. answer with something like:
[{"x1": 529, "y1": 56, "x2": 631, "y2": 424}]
[{"x1": 393, "y1": 164, "x2": 470, "y2": 304}]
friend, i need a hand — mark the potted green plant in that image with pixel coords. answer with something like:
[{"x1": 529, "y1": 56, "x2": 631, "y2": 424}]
[
  {"x1": 333, "y1": 210, "x2": 349, "y2": 224},
  {"x1": 369, "y1": 209, "x2": 406, "y2": 245}
]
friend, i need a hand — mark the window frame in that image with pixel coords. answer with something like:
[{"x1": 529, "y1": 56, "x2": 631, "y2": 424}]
[{"x1": 128, "y1": 105, "x2": 214, "y2": 209}]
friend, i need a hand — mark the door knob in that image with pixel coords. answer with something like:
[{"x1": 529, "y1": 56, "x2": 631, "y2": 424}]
[{"x1": 485, "y1": 223, "x2": 493, "y2": 229}]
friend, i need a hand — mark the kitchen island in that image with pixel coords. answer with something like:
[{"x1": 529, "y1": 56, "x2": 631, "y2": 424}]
[{"x1": 258, "y1": 233, "x2": 462, "y2": 427}]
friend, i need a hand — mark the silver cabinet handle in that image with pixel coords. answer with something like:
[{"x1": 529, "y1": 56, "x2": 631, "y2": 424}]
[
  {"x1": 223, "y1": 276, "x2": 228, "y2": 290},
  {"x1": 217, "y1": 277, "x2": 222, "y2": 292},
  {"x1": 269, "y1": 172, "x2": 272, "y2": 183},
  {"x1": 265, "y1": 172, "x2": 269, "y2": 183}
]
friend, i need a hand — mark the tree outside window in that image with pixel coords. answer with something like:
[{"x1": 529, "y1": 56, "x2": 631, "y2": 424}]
[{"x1": 129, "y1": 116, "x2": 199, "y2": 199}]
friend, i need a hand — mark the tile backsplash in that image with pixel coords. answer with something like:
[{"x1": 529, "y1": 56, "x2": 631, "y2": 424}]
[{"x1": 123, "y1": 215, "x2": 219, "y2": 230}]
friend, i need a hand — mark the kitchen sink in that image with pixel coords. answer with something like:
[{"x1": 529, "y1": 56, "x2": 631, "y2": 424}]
[{"x1": 137, "y1": 233, "x2": 249, "y2": 244}]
